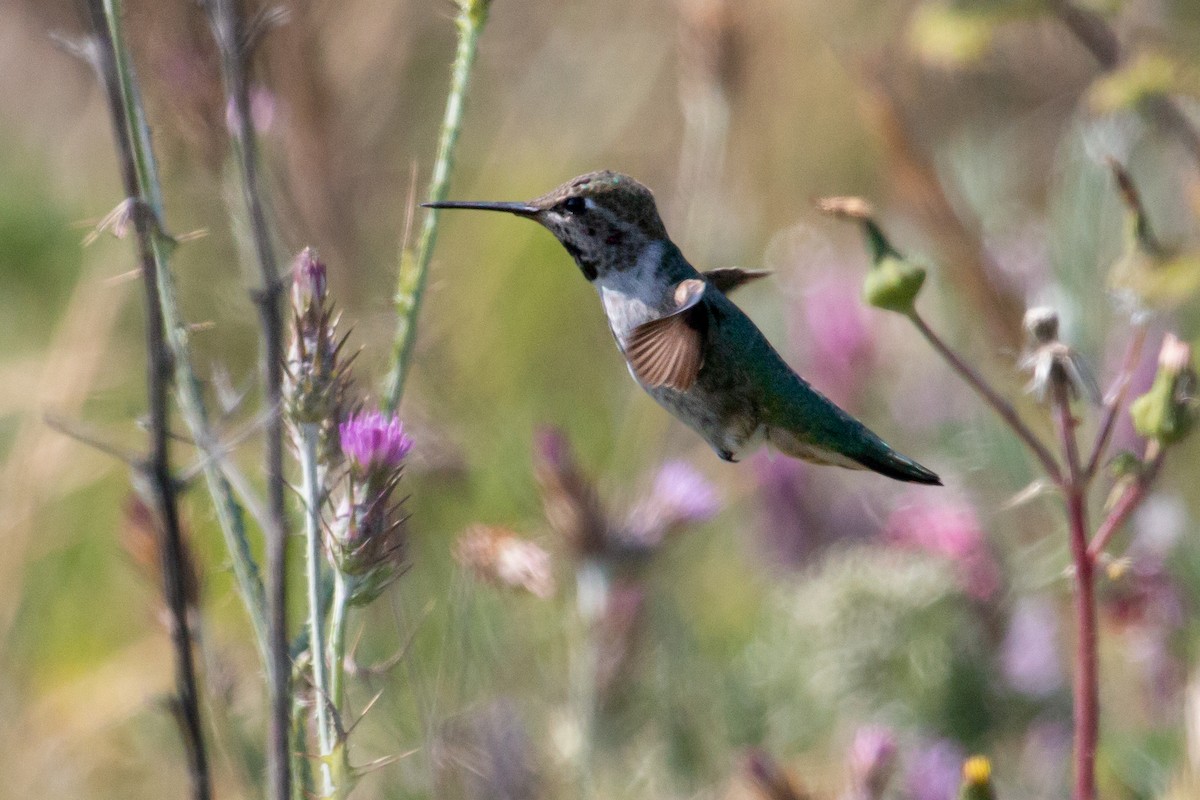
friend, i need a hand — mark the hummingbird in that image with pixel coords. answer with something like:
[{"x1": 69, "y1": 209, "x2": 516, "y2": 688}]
[{"x1": 427, "y1": 171, "x2": 940, "y2": 484}]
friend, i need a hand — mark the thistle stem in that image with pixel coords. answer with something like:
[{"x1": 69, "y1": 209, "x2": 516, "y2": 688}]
[
  {"x1": 385, "y1": 0, "x2": 492, "y2": 412},
  {"x1": 205, "y1": 1, "x2": 292, "y2": 796},
  {"x1": 328, "y1": 571, "x2": 350, "y2": 718},
  {"x1": 1052, "y1": 380, "x2": 1098, "y2": 800},
  {"x1": 907, "y1": 309, "x2": 1063, "y2": 482},
  {"x1": 300, "y1": 424, "x2": 335, "y2": 797},
  {"x1": 89, "y1": 1, "x2": 210, "y2": 796},
  {"x1": 91, "y1": 0, "x2": 268, "y2": 658}
]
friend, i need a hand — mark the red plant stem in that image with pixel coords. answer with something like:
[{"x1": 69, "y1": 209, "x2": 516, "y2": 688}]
[
  {"x1": 1089, "y1": 442, "x2": 1164, "y2": 560},
  {"x1": 1054, "y1": 382, "x2": 1098, "y2": 800},
  {"x1": 907, "y1": 310, "x2": 1062, "y2": 482},
  {"x1": 1068, "y1": 487, "x2": 1098, "y2": 800},
  {"x1": 1085, "y1": 323, "x2": 1148, "y2": 481}
]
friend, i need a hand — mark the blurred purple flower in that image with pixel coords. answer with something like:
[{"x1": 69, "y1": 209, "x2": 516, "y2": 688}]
[
  {"x1": 905, "y1": 739, "x2": 965, "y2": 800},
  {"x1": 1100, "y1": 502, "x2": 1190, "y2": 709},
  {"x1": 649, "y1": 460, "x2": 721, "y2": 525},
  {"x1": 885, "y1": 494, "x2": 1001, "y2": 601},
  {"x1": 621, "y1": 460, "x2": 721, "y2": 550},
  {"x1": 752, "y1": 454, "x2": 877, "y2": 567},
  {"x1": 1000, "y1": 597, "x2": 1063, "y2": 697},
  {"x1": 847, "y1": 724, "x2": 897, "y2": 798},
  {"x1": 792, "y1": 276, "x2": 875, "y2": 407},
  {"x1": 339, "y1": 411, "x2": 413, "y2": 474}
]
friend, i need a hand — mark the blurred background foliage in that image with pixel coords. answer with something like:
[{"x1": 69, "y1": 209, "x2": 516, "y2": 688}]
[{"x1": 2, "y1": 0, "x2": 1200, "y2": 798}]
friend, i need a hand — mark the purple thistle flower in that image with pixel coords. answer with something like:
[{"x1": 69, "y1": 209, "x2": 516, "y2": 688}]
[{"x1": 339, "y1": 411, "x2": 413, "y2": 474}]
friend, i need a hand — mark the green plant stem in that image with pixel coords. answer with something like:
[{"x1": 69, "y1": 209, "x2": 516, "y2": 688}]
[
  {"x1": 1052, "y1": 381, "x2": 1098, "y2": 800},
  {"x1": 98, "y1": 0, "x2": 268, "y2": 659},
  {"x1": 328, "y1": 571, "x2": 350, "y2": 716},
  {"x1": 90, "y1": 2, "x2": 211, "y2": 796},
  {"x1": 300, "y1": 424, "x2": 335, "y2": 797},
  {"x1": 907, "y1": 309, "x2": 1063, "y2": 482},
  {"x1": 571, "y1": 560, "x2": 606, "y2": 800},
  {"x1": 385, "y1": 0, "x2": 492, "y2": 412},
  {"x1": 205, "y1": 2, "x2": 292, "y2": 797}
]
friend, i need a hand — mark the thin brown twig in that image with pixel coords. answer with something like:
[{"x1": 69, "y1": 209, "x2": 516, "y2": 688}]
[
  {"x1": 86, "y1": 2, "x2": 210, "y2": 796},
  {"x1": 907, "y1": 309, "x2": 1063, "y2": 482},
  {"x1": 204, "y1": 1, "x2": 291, "y2": 798}
]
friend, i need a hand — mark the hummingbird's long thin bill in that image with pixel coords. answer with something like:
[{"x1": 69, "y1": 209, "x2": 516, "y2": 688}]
[{"x1": 422, "y1": 200, "x2": 539, "y2": 216}]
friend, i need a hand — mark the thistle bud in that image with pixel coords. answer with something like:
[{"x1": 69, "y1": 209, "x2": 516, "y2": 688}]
[
  {"x1": 285, "y1": 248, "x2": 352, "y2": 440},
  {"x1": 819, "y1": 197, "x2": 926, "y2": 314},
  {"x1": 1130, "y1": 334, "x2": 1197, "y2": 445},
  {"x1": 957, "y1": 756, "x2": 996, "y2": 800}
]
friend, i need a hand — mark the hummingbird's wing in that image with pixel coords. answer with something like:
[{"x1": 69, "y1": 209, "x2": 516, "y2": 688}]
[
  {"x1": 702, "y1": 268, "x2": 771, "y2": 294},
  {"x1": 624, "y1": 279, "x2": 708, "y2": 391}
]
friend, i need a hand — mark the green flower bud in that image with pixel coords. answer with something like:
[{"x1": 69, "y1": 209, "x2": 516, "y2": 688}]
[
  {"x1": 864, "y1": 253, "x2": 927, "y2": 313},
  {"x1": 958, "y1": 755, "x2": 997, "y2": 800},
  {"x1": 819, "y1": 196, "x2": 926, "y2": 314},
  {"x1": 1130, "y1": 334, "x2": 1197, "y2": 445}
]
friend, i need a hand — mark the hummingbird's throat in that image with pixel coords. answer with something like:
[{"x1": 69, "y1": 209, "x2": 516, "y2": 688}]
[{"x1": 561, "y1": 241, "x2": 598, "y2": 281}]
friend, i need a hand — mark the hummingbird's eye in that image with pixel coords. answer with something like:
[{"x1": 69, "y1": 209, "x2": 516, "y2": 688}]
[{"x1": 562, "y1": 196, "x2": 586, "y2": 215}]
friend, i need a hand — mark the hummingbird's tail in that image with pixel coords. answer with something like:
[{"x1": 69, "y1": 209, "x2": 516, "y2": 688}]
[
  {"x1": 850, "y1": 444, "x2": 942, "y2": 485},
  {"x1": 767, "y1": 425, "x2": 942, "y2": 485}
]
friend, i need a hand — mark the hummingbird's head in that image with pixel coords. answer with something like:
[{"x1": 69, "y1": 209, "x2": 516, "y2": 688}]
[{"x1": 426, "y1": 171, "x2": 668, "y2": 281}]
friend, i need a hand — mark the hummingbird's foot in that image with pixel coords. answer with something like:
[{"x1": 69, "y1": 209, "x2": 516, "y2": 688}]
[{"x1": 718, "y1": 448, "x2": 739, "y2": 463}]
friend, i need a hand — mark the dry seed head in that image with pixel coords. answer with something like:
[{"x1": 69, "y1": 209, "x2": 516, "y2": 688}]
[
  {"x1": 1023, "y1": 306, "x2": 1059, "y2": 345},
  {"x1": 455, "y1": 525, "x2": 555, "y2": 598},
  {"x1": 817, "y1": 196, "x2": 874, "y2": 220}
]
